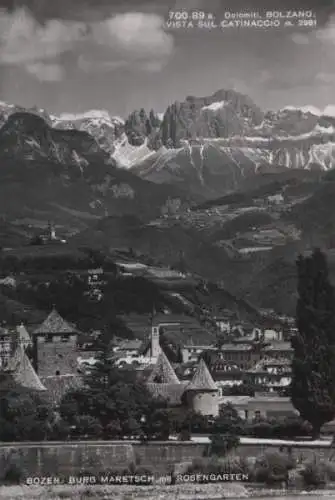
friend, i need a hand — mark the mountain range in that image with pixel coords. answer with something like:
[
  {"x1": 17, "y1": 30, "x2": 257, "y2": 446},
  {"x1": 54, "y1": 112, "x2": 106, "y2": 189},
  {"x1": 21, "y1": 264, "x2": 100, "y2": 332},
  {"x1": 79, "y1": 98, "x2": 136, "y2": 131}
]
[
  {"x1": 2, "y1": 89, "x2": 335, "y2": 317},
  {"x1": 2, "y1": 90, "x2": 335, "y2": 200}
]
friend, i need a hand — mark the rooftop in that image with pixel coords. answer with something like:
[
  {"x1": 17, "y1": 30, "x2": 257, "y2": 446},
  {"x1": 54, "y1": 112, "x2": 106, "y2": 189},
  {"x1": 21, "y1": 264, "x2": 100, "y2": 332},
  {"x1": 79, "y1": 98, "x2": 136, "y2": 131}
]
[
  {"x1": 34, "y1": 308, "x2": 79, "y2": 335},
  {"x1": 263, "y1": 342, "x2": 293, "y2": 351},
  {"x1": 147, "y1": 351, "x2": 180, "y2": 384},
  {"x1": 3, "y1": 343, "x2": 46, "y2": 392},
  {"x1": 220, "y1": 344, "x2": 253, "y2": 351},
  {"x1": 186, "y1": 359, "x2": 217, "y2": 392},
  {"x1": 248, "y1": 356, "x2": 291, "y2": 372},
  {"x1": 115, "y1": 339, "x2": 143, "y2": 351}
]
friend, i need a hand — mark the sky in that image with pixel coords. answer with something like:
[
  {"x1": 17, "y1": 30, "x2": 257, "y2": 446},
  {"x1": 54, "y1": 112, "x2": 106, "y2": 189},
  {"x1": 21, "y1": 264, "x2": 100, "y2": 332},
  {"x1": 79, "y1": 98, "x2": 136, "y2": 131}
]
[{"x1": 0, "y1": 0, "x2": 334, "y2": 118}]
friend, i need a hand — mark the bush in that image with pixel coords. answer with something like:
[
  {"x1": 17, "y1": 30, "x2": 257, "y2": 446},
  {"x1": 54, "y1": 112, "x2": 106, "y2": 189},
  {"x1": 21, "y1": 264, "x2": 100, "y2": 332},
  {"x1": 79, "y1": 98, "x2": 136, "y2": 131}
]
[
  {"x1": 322, "y1": 459, "x2": 335, "y2": 481},
  {"x1": 186, "y1": 455, "x2": 248, "y2": 476},
  {"x1": 300, "y1": 461, "x2": 327, "y2": 488},
  {"x1": 210, "y1": 433, "x2": 240, "y2": 456},
  {"x1": 179, "y1": 429, "x2": 191, "y2": 441},
  {"x1": 244, "y1": 417, "x2": 312, "y2": 439},
  {"x1": 251, "y1": 450, "x2": 295, "y2": 485},
  {"x1": 1, "y1": 463, "x2": 23, "y2": 485}
]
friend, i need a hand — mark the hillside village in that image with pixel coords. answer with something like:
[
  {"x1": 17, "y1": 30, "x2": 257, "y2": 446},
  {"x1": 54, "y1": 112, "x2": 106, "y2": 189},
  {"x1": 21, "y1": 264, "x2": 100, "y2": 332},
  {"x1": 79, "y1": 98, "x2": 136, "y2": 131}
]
[{"x1": 0, "y1": 252, "x2": 299, "y2": 425}]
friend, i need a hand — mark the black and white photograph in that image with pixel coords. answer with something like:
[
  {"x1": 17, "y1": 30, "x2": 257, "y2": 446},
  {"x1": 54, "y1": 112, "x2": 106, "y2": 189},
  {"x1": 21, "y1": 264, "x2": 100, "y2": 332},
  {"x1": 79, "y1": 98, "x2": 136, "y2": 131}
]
[{"x1": 0, "y1": 0, "x2": 335, "y2": 498}]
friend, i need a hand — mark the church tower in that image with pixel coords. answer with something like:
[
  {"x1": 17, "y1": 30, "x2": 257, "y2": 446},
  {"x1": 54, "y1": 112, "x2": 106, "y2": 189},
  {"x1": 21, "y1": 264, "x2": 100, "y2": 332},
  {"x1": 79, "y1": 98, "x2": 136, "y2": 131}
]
[
  {"x1": 48, "y1": 221, "x2": 56, "y2": 240},
  {"x1": 150, "y1": 325, "x2": 161, "y2": 359}
]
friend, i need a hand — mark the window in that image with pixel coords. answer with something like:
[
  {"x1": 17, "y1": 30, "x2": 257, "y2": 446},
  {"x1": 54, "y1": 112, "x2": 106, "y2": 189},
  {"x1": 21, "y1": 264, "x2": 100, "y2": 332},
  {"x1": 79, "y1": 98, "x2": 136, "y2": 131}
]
[{"x1": 55, "y1": 370, "x2": 60, "y2": 376}]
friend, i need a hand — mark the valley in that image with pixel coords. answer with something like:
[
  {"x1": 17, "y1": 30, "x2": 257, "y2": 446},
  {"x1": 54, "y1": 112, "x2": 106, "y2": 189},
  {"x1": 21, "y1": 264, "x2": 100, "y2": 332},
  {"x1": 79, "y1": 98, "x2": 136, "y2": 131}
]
[{"x1": 0, "y1": 89, "x2": 335, "y2": 319}]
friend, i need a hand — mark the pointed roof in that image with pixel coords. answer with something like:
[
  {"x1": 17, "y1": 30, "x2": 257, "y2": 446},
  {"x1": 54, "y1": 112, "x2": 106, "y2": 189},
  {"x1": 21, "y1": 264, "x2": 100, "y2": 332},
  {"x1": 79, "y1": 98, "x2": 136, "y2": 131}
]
[
  {"x1": 34, "y1": 308, "x2": 78, "y2": 335},
  {"x1": 147, "y1": 351, "x2": 180, "y2": 384},
  {"x1": 186, "y1": 359, "x2": 217, "y2": 392},
  {"x1": 4, "y1": 343, "x2": 46, "y2": 391}
]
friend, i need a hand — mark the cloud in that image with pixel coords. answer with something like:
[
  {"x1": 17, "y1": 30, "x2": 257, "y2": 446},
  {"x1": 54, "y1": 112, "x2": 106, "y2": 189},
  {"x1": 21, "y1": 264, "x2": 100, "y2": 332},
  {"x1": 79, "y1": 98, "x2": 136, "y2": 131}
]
[
  {"x1": 92, "y1": 13, "x2": 173, "y2": 58},
  {"x1": 0, "y1": 8, "x2": 86, "y2": 64},
  {"x1": 0, "y1": 7, "x2": 174, "y2": 81},
  {"x1": 291, "y1": 14, "x2": 335, "y2": 46},
  {"x1": 25, "y1": 62, "x2": 65, "y2": 81},
  {"x1": 315, "y1": 72, "x2": 335, "y2": 84},
  {"x1": 291, "y1": 33, "x2": 310, "y2": 45},
  {"x1": 77, "y1": 55, "x2": 128, "y2": 72}
]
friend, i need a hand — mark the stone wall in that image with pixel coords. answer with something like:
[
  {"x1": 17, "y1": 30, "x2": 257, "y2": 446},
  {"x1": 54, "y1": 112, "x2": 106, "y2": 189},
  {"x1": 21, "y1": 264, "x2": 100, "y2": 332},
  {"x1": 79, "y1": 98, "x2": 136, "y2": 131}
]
[
  {"x1": 0, "y1": 442, "x2": 208, "y2": 478},
  {"x1": 0, "y1": 441, "x2": 333, "y2": 480}
]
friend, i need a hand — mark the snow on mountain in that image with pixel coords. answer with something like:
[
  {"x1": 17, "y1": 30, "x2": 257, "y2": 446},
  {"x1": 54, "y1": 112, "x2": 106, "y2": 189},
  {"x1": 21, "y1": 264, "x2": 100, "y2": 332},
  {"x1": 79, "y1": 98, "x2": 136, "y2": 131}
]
[
  {"x1": 0, "y1": 101, "x2": 15, "y2": 109},
  {"x1": 201, "y1": 101, "x2": 227, "y2": 112},
  {"x1": 282, "y1": 105, "x2": 321, "y2": 115},
  {"x1": 112, "y1": 133, "x2": 155, "y2": 168},
  {"x1": 51, "y1": 109, "x2": 124, "y2": 127},
  {"x1": 282, "y1": 105, "x2": 335, "y2": 117},
  {"x1": 51, "y1": 109, "x2": 125, "y2": 157}
]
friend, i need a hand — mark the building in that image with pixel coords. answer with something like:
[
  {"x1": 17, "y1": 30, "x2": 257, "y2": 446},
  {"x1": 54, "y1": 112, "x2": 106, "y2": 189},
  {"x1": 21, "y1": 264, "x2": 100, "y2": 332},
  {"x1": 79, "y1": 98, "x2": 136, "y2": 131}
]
[
  {"x1": 245, "y1": 357, "x2": 291, "y2": 392},
  {"x1": 210, "y1": 358, "x2": 244, "y2": 388},
  {"x1": 219, "y1": 343, "x2": 262, "y2": 370},
  {"x1": 221, "y1": 393, "x2": 298, "y2": 421},
  {"x1": 262, "y1": 341, "x2": 293, "y2": 361},
  {"x1": 263, "y1": 329, "x2": 284, "y2": 342},
  {"x1": 145, "y1": 351, "x2": 219, "y2": 417},
  {"x1": 31, "y1": 221, "x2": 67, "y2": 245},
  {"x1": 113, "y1": 339, "x2": 143, "y2": 358},
  {"x1": 0, "y1": 326, "x2": 17, "y2": 369},
  {"x1": 32, "y1": 307, "x2": 81, "y2": 377},
  {"x1": 184, "y1": 359, "x2": 219, "y2": 417},
  {"x1": 181, "y1": 344, "x2": 216, "y2": 364},
  {"x1": 86, "y1": 268, "x2": 105, "y2": 301}
]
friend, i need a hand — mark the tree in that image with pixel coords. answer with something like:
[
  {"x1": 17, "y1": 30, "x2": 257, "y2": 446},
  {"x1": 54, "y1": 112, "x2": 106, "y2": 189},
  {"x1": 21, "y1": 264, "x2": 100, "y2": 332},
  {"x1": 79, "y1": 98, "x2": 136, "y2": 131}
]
[
  {"x1": 209, "y1": 433, "x2": 240, "y2": 457},
  {"x1": 291, "y1": 248, "x2": 335, "y2": 437},
  {"x1": 213, "y1": 403, "x2": 244, "y2": 435},
  {"x1": 59, "y1": 343, "x2": 167, "y2": 439},
  {"x1": 0, "y1": 387, "x2": 54, "y2": 441}
]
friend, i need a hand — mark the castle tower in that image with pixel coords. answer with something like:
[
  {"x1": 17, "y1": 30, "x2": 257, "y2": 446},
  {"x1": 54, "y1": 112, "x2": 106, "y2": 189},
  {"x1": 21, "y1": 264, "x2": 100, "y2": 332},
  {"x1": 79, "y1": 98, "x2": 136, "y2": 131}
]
[
  {"x1": 184, "y1": 359, "x2": 219, "y2": 417},
  {"x1": 33, "y1": 307, "x2": 79, "y2": 376}
]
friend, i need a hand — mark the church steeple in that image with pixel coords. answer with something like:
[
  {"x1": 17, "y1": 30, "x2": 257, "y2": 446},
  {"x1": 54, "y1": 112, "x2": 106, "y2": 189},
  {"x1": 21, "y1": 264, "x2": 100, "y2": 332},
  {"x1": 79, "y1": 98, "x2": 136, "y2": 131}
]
[
  {"x1": 149, "y1": 304, "x2": 160, "y2": 358},
  {"x1": 48, "y1": 220, "x2": 56, "y2": 240},
  {"x1": 150, "y1": 324, "x2": 160, "y2": 359}
]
